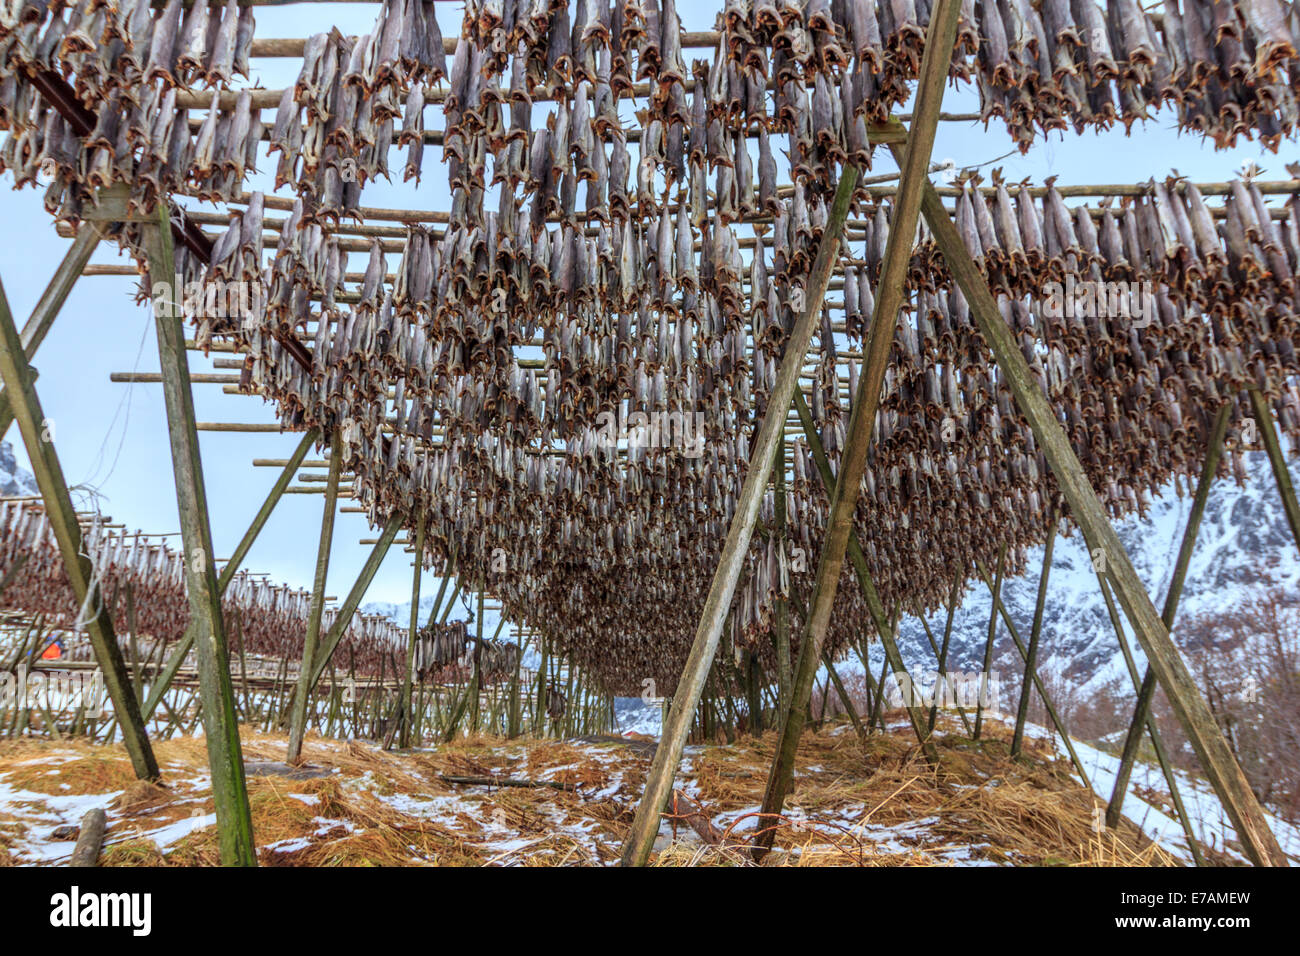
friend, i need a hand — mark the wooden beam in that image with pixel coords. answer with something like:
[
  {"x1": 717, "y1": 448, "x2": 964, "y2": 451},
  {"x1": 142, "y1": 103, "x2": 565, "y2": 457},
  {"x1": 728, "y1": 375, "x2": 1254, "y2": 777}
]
[
  {"x1": 307, "y1": 515, "x2": 402, "y2": 691},
  {"x1": 287, "y1": 430, "x2": 343, "y2": 765},
  {"x1": 0, "y1": 275, "x2": 158, "y2": 781},
  {"x1": 1107, "y1": 402, "x2": 1231, "y2": 829},
  {"x1": 754, "y1": 0, "x2": 963, "y2": 861},
  {"x1": 1097, "y1": 573, "x2": 1206, "y2": 866},
  {"x1": 618, "y1": 162, "x2": 864, "y2": 869},
  {"x1": 974, "y1": 544, "x2": 1006, "y2": 740},
  {"x1": 143, "y1": 206, "x2": 255, "y2": 865},
  {"x1": 396, "y1": 511, "x2": 427, "y2": 749},
  {"x1": 1012, "y1": 512, "x2": 1058, "y2": 757},
  {"x1": 1247, "y1": 387, "x2": 1300, "y2": 559},
  {"x1": 920, "y1": 178, "x2": 1287, "y2": 865}
]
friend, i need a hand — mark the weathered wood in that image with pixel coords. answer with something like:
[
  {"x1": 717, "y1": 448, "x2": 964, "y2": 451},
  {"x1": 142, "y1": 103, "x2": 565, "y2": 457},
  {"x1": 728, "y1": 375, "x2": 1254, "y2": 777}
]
[
  {"x1": 307, "y1": 515, "x2": 402, "y2": 691},
  {"x1": 773, "y1": 441, "x2": 791, "y2": 717},
  {"x1": 1247, "y1": 387, "x2": 1300, "y2": 559},
  {"x1": 974, "y1": 544, "x2": 1006, "y2": 740},
  {"x1": 396, "y1": 511, "x2": 427, "y2": 749},
  {"x1": 1013, "y1": 512, "x2": 1058, "y2": 757},
  {"x1": 287, "y1": 430, "x2": 343, "y2": 765},
  {"x1": 68, "y1": 808, "x2": 107, "y2": 867},
  {"x1": 755, "y1": 0, "x2": 962, "y2": 862},
  {"x1": 921, "y1": 178, "x2": 1286, "y2": 864},
  {"x1": 143, "y1": 208, "x2": 254, "y2": 864},
  {"x1": 1097, "y1": 573, "x2": 1206, "y2": 866},
  {"x1": 928, "y1": 576, "x2": 969, "y2": 735},
  {"x1": 0, "y1": 228, "x2": 100, "y2": 439},
  {"x1": 0, "y1": 275, "x2": 158, "y2": 781},
  {"x1": 974, "y1": 560, "x2": 1092, "y2": 791},
  {"x1": 142, "y1": 427, "x2": 318, "y2": 722},
  {"x1": 439, "y1": 774, "x2": 577, "y2": 792},
  {"x1": 618, "y1": 163, "x2": 863, "y2": 868},
  {"x1": 1107, "y1": 402, "x2": 1231, "y2": 830}
]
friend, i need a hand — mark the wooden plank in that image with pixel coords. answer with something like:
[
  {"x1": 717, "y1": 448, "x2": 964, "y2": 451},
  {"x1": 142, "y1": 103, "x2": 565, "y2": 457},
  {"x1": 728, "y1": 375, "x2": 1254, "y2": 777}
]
[
  {"x1": 141, "y1": 428, "x2": 319, "y2": 721},
  {"x1": 1012, "y1": 513, "x2": 1057, "y2": 757},
  {"x1": 143, "y1": 207, "x2": 255, "y2": 865},
  {"x1": 0, "y1": 276, "x2": 158, "y2": 781}
]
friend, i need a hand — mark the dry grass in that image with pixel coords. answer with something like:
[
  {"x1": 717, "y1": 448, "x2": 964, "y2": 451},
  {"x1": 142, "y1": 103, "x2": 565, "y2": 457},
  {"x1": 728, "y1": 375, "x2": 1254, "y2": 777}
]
[{"x1": 0, "y1": 717, "x2": 1179, "y2": 866}]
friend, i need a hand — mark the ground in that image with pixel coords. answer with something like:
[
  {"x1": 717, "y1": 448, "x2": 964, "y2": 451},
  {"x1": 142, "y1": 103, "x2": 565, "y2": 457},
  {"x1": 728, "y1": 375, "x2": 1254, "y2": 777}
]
[{"x1": 0, "y1": 715, "x2": 1221, "y2": 866}]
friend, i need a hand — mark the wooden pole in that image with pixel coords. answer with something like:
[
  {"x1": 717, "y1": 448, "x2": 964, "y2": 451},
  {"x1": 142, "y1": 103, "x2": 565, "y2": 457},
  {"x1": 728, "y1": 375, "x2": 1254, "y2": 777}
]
[
  {"x1": 928, "y1": 576, "x2": 969, "y2": 735},
  {"x1": 755, "y1": 0, "x2": 962, "y2": 860},
  {"x1": 0, "y1": 227, "x2": 100, "y2": 439},
  {"x1": 142, "y1": 427, "x2": 318, "y2": 721},
  {"x1": 974, "y1": 544, "x2": 1006, "y2": 740},
  {"x1": 396, "y1": 511, "x2": 426, "y2": 749},
  {"x1": 1097, "y1": 573, "x2": 1206, "y2": 866},
  {"x1": 142, "y1": 207, "x2": 255, "y2": 864},
  {"x1": 774, "y1": 441, "x2": 791, "y2": 717},
  {"x1": 974, "y1": 560, "x2": 1091, "y2": 790},
  {"x1": 1012, "y1": 511, "x2": 1057, "y2": 757},
  {"x1": 287, "y1": 430, "x2": 343, "y2": 764},
  {"x1": 0, "y1": 275, "x2": 158, "y2": 780},
  {"x1": 1107, "y1": 402, "x2": 1231, "y2": 829},
  {"x1": 306, "y1": 515, "x2": 401, "y2": 691},
  {"x1": 69, "y1": 808, "x2": 107, "y2": 867},
  {"x1": 1246, "y1": 387, "x2": 1300, "y2": 558},
  {"x1": 920, "y1": 176, "x2": 1286, "y2": 864},
  {"x1": 790, "y1": 388, "x2": 934, "y2": 750},
  {"x1": 618, "y1": 161, "x2": 864, "y2": 868}
]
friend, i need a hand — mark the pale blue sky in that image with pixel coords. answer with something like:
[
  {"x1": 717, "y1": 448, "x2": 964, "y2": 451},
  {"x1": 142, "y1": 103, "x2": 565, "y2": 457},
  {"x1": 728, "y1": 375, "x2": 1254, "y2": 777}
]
[{"x1": 1, "y1": 3, "x2": 1289, "y2": 618}]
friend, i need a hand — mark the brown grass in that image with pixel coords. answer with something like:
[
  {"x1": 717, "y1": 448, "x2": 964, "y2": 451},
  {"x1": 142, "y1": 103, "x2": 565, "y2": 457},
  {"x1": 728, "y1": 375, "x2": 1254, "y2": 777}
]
[{"x1": 0, "y1": 717, "x2": 1180, "y2": 866}]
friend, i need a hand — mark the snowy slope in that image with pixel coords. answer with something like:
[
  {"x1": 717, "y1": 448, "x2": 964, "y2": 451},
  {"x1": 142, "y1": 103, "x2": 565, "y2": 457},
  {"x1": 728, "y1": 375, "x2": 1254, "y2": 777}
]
[
  {"x1": 0, "y1": 440, "x2": 38, "y2": 497},
  {"x1": 887, "y1": 445, "x2": 1300, "y2": 700}
]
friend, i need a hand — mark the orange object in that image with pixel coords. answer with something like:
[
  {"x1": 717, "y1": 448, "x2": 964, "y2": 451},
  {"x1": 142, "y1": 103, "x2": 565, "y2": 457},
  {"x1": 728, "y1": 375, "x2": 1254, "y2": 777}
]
[{"x1": 40, "y1": 641, "x2": 62, "y2": 660}]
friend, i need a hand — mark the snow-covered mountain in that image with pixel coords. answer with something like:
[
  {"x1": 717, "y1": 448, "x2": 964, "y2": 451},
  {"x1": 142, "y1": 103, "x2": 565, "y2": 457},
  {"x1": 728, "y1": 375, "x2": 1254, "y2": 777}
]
[
  {"x1": 887, "y1": 444, "x2": 1300, "y2": 702},
  {"x1": 0, "y1": 441, "x2": 38, "y2": 497}
]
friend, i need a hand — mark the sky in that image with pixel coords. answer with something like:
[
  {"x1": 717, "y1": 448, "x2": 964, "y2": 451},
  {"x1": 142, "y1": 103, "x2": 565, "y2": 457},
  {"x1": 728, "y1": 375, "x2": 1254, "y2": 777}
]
[{"x1": 1, "y1": 2, "x2": 1292, "y2": 624}]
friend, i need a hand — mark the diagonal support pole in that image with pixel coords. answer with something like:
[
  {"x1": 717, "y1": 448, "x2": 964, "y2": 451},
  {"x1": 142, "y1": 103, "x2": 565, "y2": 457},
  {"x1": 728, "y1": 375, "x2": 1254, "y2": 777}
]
[
  {"x1": 307, "y1": 515, "x2": 402, "y2": 691},
  {"x1": 0, "y1": 275, "x2": 158, "y2": 781},
  {"x1": 143, "y1": 206, "x2": 255, "y2": 864},
  {"x1": 791, "y1": 388, "x2": 934, "y2": 751},
  {"x1": 0, "y1": 227, "x2": 101, "y2": 440},
  {"x1": 1107, "y1": 402, "x2": 1230, "y2": 829},
  {"x1": 1012, "y1": 511, "x2": 1057, "y2": 757},
  {"x1": 1097, "y1": 573, "x2": 1206, "y2": 866},
  {"x1": 754, "y1": 0, "x2": 963, "y2": 861},
  {"x1": 920, "y1": 179, "x2": 1286, "y2": 864},
  {"x1": 1246, "y1": 387, "x2": 1300, "y2": 558},
  {"x1": 974, "y1": 560, "x2": 1091, "y2": 791},
  {"x1": 142, "y1": 427, "x2": 318, "y2": 722},
  {"x1": 927, "y1": 575, "x2": 971, "y2": 736},
  {"x1": 287, "y1": 429, "x2": 343, "y2": 764},
  {"x1": 974, "y1": 543, "x2": 1006, "y2": 740},
  {"x1": 618, "y1": 162, "x2": 864, "y2": 868},
  {"x1": 396, "y1": 510, "x2": 428, "y2": 749}
]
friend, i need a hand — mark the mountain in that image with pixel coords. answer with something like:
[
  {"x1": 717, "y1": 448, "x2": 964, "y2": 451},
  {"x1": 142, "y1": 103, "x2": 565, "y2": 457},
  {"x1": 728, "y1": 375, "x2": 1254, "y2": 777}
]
[
  {"x1": 0, "y1": 441, "x2": 38, "y2": 497},
  {"x1": 884, "y1": 443, "x2": 1300, "y2": 704}
]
